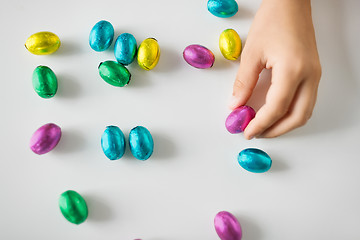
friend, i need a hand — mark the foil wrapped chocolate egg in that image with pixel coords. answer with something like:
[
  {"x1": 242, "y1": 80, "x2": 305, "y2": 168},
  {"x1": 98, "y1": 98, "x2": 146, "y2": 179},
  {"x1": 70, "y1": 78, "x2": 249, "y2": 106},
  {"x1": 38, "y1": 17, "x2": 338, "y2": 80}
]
[
  {"x1": 129, "y1": 126, "x2": 154, "y2": 160},
  {"x1": 114, "y1": 33, "x2": 137, "y2": 65},
  {"x1": 30, "y1": 123, "x2": 61, "y2": 155},
  {"x1": 98, "y1": 60, "x2": 131, "y2": 87},
  {"x1": 214, "y1": 211, "x2": 242, "y2": 240},
  {"x1": 89, "y1": 20, "x2": 114, "y2": 51},
  {"x1": 183, "y1": 44, "x2": 215, "y2": 69},
  {"x1": 225, "y1": 106, "x2": 255, "y2": 134},
  {"x1": 219, "y1": 29, "x2": 242, "y2": 60},
  {"x1": 207, "y1": 0, "x2": 239, "y2": 18},
  {"x1": 25, "y1": 31, "x2": 60, "y2": 55},
  {"x1": 238, "y1": 148, "x2": 272, "y2": 173},
  {"x1": 32, "y1": 66, "x2": 58, "y2": 99},
  {"x1": 59, "y1": 190, "x2": 88, "y2": 225},
  {"x1": 101, "y1": 126, "x2": 126, "y2": 160},
  {"x1": 137, "y1": 38, "x2": 160, "y2": 70}
]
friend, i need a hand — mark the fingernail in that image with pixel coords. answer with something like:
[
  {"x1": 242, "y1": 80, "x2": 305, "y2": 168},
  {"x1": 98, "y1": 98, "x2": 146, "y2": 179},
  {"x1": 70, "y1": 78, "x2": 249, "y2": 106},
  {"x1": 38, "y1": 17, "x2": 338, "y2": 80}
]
[
  {"x1": 247, "y1": 135, "x2": 254, "y2": 140},
  {"x1": 228, "y1": 95, "x2": 239, "y2": 109},
  {"x1": 244, "y1": 131, "x2": 254, "y2": 140}
]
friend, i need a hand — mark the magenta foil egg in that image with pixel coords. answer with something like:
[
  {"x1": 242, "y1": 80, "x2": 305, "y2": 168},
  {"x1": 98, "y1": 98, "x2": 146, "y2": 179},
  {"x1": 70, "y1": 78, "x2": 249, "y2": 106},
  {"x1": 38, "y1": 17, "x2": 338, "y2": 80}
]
[
  {"x1": 30, "y1": 123, "x2": 62, "y2": 155},
  {"x1": 183, "y1": 44, "x2": 215, "y2": 69},
  {"x1": 225, "y1": 106, "x2": 255, "y2": 134},
  {"x1": 214, "y1": 211, "x2": 242, "y2": 240}
]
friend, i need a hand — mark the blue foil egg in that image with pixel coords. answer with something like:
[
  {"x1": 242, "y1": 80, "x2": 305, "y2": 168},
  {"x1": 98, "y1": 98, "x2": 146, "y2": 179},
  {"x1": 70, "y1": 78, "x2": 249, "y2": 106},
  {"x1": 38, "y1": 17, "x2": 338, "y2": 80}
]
[
  {"x1": 207, "y1": 0, "x2": 238, "y2": 18},
  {"x1": 238, "y1": 148, "x2": 272, "y2": 173},
  {"x1": 129, "y1": 126, "x2": 154, "y2": 160},
  {"x1": 101, "y1": 126, "x2": 126, "y2": 160},
  {"x1": 114, "y1": 33, "x2": 137, "y2": 65},
  {"x1": 89, "y1": 20, "x2": 114, "y2": 51}
]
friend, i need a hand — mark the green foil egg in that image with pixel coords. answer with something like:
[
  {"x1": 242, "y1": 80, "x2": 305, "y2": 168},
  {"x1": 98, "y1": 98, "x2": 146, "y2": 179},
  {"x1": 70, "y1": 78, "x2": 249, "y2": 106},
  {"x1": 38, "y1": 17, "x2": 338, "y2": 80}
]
[
  {"x1": 59, "y1": 190, "x2": 88, "y2": 225},
  {"x1": 32, "y1": 66, "x2": 58, "y2": 98},
  {"x1": 219, "y1": 29, "x2": 242, "y2": 60},
  {"x1": 98, "y1": 60, "x2": 131, "y2": 87},
  {"x1": 25, "y1": 31, "x2": 61, "y2": 55},
  {"x1": 129, "y1": 126, "x2": 154, "y2": 160},
  {"x1": 137, "y1": 38, "x2": 160, "y2": 70}
]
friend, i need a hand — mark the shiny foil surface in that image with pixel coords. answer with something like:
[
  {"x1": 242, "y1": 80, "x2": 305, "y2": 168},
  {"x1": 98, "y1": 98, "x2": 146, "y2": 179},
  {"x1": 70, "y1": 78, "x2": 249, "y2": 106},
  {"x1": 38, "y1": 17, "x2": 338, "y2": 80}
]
[
  {"x1": 129, "y1": 126, "x2": 154, "y2": 160},
  {"x1": 89, "y1": 20, "x2": 114, "y2": 52},
  {"x1": 207, "y1": 0, "x2": 239, "y2": 18},
  {"x1": 137, "y1": 38, "x2": 160, "y2": 70},
  {"x1": 101, "y1": 126, "x2": 126, "y2": 160},
  {"x1": 225, "y1": 106, "x2": 255, "y2": 134},
  {"x1": 25, "y1": 31, "x2": 60, "y2": 55},
  {"x1": 238, "y1": 148, "x2": 272, "y2": 173},
  {"x1": 30, "y1": 123, "x2": 61, "y2": 155},
  {"x1": 98, "y1": 60, "x2": 131, "y2": 87},
  {"x1": 59, "y1": 190, "x2": 88, "y2": 225},
  {"x1": 183, "y1": 44, "x2": 215, "y2": 69},
  {"x1": 219, "y1": 29, "x2": 242, "y2": 60},
  {"x1": 32, "y1": 65, "x2": 58, "y2": 98},
  {"x1": 114, "y1": 33, "x2": 137, "y2": 65},
  {"x1": 214, "y1": 211, "x2": 242, "y2": 240}
]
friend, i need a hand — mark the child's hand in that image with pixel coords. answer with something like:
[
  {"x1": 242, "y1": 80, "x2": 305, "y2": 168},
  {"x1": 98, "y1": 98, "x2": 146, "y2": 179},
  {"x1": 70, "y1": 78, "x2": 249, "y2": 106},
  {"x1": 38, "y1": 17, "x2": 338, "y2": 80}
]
[{"x1": 229, "y1": 0, "x2": 321, "y2": 139}]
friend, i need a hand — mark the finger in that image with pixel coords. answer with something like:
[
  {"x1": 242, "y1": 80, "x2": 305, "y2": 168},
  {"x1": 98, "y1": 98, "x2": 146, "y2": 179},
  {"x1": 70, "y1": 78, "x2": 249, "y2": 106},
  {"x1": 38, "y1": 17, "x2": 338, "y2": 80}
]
[
  {"x1": 243, "y1": 68, "x2": 301, "y2": 140},
  {"x1": 229, "y1": 50, "x2": 264, "y2": 110},
  {"x1": 259, "y1": 79, "x2": 318, "y2": 138}
]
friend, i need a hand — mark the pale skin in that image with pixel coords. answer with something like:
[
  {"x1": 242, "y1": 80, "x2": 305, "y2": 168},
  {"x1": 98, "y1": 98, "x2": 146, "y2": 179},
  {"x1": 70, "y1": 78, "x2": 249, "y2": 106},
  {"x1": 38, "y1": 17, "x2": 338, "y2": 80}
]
[{"x1": 229, "y1": 0, "x2": 322, "y2": 139}]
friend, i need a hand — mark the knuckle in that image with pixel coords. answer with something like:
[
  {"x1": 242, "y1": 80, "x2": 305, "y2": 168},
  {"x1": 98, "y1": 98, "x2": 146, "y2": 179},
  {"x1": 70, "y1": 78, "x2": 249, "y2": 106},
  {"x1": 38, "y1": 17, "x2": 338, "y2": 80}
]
[
  {"x1": 251, "y1": 122, "x2": 267, "y2": 135},
  {"x1": 313, "y1": 62, "x2": 322, "y2": 79},
  {"x1": 298, "y1": 117, "x2": 308, "y2": 127},
  {"x1": 274, "y1": 99, "x2": 290, "y2": 117},
  {"x1": 294, "y1": 114, "x2": 310, "y2": 127},
  {"x1": 288, "y1": 58, "x2": 307, "y2": 78},
  {"x1": 283, "y1": 56, "x2": 322, "y2": 80},
  {"x1": 234, "y1": 78, "x2": 246, "y2": 89},
  {"x1": 233, "y1": 79, "x2": 252, "y2": 99}
]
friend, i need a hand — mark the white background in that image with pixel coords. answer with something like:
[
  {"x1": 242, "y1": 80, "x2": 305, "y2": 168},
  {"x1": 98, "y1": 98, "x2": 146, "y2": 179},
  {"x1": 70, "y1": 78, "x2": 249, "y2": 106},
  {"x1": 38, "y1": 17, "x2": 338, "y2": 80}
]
[{"x1": 1, "y1": 0, "x2": 359, "y2": 239}]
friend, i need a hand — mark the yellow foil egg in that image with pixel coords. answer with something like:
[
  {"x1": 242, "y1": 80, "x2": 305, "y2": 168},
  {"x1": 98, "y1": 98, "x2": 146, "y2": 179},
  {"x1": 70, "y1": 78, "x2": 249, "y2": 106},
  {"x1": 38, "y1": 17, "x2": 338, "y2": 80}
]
[
  {"x1": 25, "y1": 31, "x2": 61, "y2": 55},
  {"x1": 137, "y1": 38, "x2": 160, "y2": 70},
  {"x1": 219, "y1": 29, "x2": 241, "y2": 60}
]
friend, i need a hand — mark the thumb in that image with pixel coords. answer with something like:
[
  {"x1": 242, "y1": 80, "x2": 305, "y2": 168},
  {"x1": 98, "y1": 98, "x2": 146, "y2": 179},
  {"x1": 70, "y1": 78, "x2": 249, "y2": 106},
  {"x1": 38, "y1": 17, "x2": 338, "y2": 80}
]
[{"x1": 229, "y1": 53, "x2": 264, "y2": 109}]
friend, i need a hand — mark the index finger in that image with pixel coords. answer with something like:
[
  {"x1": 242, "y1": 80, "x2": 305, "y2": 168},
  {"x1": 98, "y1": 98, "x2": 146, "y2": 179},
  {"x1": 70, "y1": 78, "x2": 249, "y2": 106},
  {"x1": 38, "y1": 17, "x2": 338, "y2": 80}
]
[{"x1": 243, "y1": 67, "x2": 301, "y2": 139}]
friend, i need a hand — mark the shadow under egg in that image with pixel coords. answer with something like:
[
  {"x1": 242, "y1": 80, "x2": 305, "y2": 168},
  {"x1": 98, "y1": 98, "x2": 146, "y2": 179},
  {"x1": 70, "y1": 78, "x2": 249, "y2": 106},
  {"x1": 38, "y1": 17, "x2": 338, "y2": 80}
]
[{"x1": 83, "y1": 194, "x2": 114, "y2": 222}]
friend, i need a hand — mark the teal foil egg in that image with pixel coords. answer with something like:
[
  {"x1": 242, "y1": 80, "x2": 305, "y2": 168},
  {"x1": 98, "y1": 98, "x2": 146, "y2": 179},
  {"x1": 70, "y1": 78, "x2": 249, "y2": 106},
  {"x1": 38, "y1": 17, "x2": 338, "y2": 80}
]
[
  {"x1": 207, "y1": 0, "x2": 238, "y2": 18},
  {"x1": 101, "y1": 126, "x2": 126, "y2": 160},
  {"x1": 238, "y1": 148, "x2": 272, "y2": 173},
  {"x1": 114, "y1": 33, "x2": 137, "y2": 65},
  {"x1": 89, "y1": 20, "x2": 114, "y2": 51},
  {"x1": 129, "y1": 126, "x2": 154, "y2": 160}
]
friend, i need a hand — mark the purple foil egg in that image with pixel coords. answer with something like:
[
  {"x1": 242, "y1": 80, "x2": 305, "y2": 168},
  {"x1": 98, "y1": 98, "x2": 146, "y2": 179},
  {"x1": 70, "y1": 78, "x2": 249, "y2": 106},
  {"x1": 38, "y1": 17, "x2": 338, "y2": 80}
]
[
  {"x1": 30, "y1": 123, "x2": 62, "y2": 155},
  {"x1": 214, "y1": 211, "x2": 242, "y2": 240},
  {"x1": 183, "y1": 44, "x2": 215, "y2": 69},
  {"x1": 225, "y1": 106, "x2": 255, "y2": 134}
]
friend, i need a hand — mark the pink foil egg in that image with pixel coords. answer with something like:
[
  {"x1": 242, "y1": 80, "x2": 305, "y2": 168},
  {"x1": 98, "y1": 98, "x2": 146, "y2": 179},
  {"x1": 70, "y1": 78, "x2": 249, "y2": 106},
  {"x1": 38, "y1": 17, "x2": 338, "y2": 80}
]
[
  {"x1": 214, "y1": 211, "x2": 242, "y2": 240},
  {"x1": 225, "y1": 106, "x2": 255, "y2": 134},
  {"x1": 183, "y1": 44, "x2": 215, "y2": 69},
  {"x1": 30, "y1": 123, "x2": 62, "y2": 155}
]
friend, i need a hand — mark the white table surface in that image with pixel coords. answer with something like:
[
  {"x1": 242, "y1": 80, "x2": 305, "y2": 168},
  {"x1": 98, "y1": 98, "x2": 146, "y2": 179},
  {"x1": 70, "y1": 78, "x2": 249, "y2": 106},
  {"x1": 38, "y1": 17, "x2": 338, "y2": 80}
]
[{"x1": 1, "y1": 0, "x2": 359, "y2": 239}]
